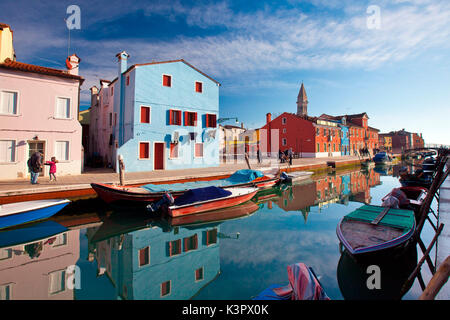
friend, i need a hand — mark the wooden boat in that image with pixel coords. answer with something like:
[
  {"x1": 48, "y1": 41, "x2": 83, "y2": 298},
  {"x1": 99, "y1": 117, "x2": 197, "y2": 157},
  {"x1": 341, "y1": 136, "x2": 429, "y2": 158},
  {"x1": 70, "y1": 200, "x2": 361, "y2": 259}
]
[
  {"x1": 91, "y1": 169, "x2": 278, "y2": 205},
  {"x1": 281, "y1": 171, "x2": 313, "y2": 184},
  {"x1": 0, "y1": 199, "x2": 70, "y2": 230},
  {"x1": 166, "y1": 186, "x2": 258, "y2": 218},
  {"x1": 399, "y1": 175, "x2": 432, "y2": 189},
  {"x1": 168, "y1": 200, "x2": 260, "y2": 227},
  {"x1": 336, "y1": 204, "x2": 416, "y2": 257}
]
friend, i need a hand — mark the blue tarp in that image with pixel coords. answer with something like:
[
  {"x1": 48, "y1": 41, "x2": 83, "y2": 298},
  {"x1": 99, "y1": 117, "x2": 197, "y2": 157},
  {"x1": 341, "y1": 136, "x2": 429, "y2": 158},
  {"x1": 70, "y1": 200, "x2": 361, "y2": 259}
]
[
  {"x1": 173, "y1": 186, "x2": 232, "y2": 206},
  {"x1": 141, "y1": 169, "x2": 265, "y2": 193}
]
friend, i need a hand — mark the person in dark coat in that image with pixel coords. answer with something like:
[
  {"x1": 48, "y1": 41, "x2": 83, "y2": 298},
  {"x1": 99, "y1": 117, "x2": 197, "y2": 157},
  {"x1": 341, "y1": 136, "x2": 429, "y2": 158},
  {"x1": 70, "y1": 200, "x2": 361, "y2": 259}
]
[{"x1": 27, "y1": 152, "x2": 42, "y2": 184}]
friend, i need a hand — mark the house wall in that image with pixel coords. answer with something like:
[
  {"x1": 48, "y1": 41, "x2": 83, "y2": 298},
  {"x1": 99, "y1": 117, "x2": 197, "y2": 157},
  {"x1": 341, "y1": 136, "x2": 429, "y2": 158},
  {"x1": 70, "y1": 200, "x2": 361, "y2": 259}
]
[{"x1": 0, "y1": 69, "x2": 82, "y2": 179}]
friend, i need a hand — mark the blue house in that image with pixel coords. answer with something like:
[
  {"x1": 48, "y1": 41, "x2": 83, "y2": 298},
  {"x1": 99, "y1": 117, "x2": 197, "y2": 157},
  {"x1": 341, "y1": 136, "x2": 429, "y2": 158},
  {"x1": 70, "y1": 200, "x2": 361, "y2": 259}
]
[
  {"x1": 318, "y1": 114, "x2": 350, "y2": 156},
  {"x1": 111, "y1": 51, "x2": 221, "y2": 172}
]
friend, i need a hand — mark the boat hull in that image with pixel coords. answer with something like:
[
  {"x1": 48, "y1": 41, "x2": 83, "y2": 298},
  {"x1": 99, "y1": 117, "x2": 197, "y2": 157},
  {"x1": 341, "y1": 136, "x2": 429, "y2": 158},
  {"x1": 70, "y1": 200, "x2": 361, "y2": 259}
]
[
  {"x1": 168, "y1": 189, "x2": 258, "y2": 217},
  {"x1": 0, "y1": 200, "x2": 70, "y2": 230}
]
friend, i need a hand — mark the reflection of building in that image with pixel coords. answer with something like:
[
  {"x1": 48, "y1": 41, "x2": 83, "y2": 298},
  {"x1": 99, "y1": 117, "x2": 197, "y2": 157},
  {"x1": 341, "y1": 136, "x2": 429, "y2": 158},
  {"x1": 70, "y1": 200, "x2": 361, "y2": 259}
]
[
  {"x1": 0, "y1": 223, "x2": 79, "y2": 300},
  {"x1": 378, "y1": 134, "x2": 392, "y2": 152},
  {"x1": 89, "y1": 222, "x2": 221, "y2": 300},
  {"x1": 274, "y1": 168, "x2": 381, "y2": 220}
]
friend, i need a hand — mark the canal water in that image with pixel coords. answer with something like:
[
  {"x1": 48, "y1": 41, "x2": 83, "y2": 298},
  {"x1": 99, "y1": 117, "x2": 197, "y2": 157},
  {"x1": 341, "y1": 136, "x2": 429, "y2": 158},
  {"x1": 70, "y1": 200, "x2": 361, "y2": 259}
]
[{"x1": 0, "y1": 164, "x2": 438, "y2": 300}]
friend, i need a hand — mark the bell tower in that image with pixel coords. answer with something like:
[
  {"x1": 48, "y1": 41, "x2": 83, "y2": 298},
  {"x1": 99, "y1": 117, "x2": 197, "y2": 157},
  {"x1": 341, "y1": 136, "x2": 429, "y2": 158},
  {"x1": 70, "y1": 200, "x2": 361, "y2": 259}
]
[{"x1": 296, "y1": 82, "x2": 308, "y2": 117}]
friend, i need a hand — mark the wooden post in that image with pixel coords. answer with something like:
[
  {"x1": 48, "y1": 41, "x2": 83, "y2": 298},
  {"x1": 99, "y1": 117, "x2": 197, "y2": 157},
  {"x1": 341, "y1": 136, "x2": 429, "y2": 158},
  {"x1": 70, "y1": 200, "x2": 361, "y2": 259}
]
[
  {"x1": 420, "y1": 256, "x2": 450, "y2": 300},
  {"x1": 118, "y1": 154, "x2": 125, "y2": 186}
]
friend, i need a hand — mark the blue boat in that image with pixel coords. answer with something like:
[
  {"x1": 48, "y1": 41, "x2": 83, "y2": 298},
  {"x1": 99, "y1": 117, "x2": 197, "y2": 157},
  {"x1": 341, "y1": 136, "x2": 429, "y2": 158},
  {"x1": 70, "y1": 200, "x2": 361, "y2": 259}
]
[
  {"x1": 0, "y1": 199, "x2": 70, "y2": 230},
  {"x1": 0, "y1": 220, "x2": 68, "y2": 248},
  {"x1": 373, "y1": 152, "x2": 392, "y2": 165}
]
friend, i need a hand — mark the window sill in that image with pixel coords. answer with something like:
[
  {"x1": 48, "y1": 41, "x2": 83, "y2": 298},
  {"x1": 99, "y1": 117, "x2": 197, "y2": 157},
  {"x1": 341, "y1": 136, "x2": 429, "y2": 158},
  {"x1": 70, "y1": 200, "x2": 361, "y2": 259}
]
[{"x1": 0, "y1": 113, "x2": 20, "y2": 117}]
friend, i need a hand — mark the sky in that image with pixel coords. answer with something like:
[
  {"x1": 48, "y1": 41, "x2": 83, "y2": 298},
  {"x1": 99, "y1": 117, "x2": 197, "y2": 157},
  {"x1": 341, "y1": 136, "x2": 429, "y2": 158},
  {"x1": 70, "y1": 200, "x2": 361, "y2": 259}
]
[{"x1": 1, "y1": 0, "x2": 449, "y2": 145}]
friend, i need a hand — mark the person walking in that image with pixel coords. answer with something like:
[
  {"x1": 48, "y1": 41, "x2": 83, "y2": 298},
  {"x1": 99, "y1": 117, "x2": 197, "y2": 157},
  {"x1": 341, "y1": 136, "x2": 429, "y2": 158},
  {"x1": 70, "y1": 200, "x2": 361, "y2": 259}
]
[
  {"x1": 288, "y1": 148, "x2": 293, "y2": 166},
  {"x1": 27, "y1": 152, "x2": 42, "y2": 184},
  {"x1": 257, "y1": 145, "x2": 262, "y2": 164},
  {"x1": 45, "y1": 156, "x2": 58, "y2": 182}
]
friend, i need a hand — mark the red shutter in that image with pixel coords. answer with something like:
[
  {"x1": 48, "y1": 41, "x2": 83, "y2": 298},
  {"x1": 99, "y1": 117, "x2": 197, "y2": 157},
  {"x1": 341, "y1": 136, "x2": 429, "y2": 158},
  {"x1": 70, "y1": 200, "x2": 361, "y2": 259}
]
[
  {"x1": 169, "y1": 110, "x2": 173, "y2": 125},
  {"x1": 184, "y1": 111, "x2": 188, "y2": 126},
  {"x1": 141, "y1": 107, "x2": 150, "y2": 123},
  {"x1": 194, "y1": 113, "x2": 198, "y2": 126},
  {"x1": 140, "y1": 143, "x2": 149, "y2": 158},
  {"x1": 193, "y1": 234, "x2": 198, "y2": 250}
]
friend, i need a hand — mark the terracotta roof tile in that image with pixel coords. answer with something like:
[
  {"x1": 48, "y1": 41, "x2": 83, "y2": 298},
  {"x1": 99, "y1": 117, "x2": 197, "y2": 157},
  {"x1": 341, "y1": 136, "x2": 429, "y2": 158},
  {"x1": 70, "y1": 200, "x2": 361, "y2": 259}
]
[{"x1": 0, "y1": 58, "x2": 84, "y2": 83}]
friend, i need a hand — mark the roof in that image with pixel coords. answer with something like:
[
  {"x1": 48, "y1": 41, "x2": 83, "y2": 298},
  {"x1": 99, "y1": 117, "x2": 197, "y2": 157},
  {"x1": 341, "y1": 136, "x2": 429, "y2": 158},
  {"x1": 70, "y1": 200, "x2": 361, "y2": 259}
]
[
  {"x1": 0, "y1": 23, "x2": 11, "y2": 30},
  {"x1": 297, "y1": 82, "x2": 308, "y2": 102},
  {"x1": 125, "y1": 59, "x2": 221, "y2": 85},
  {"x1": 0, "y1": 58, "x2": 84, "y2": 83}
]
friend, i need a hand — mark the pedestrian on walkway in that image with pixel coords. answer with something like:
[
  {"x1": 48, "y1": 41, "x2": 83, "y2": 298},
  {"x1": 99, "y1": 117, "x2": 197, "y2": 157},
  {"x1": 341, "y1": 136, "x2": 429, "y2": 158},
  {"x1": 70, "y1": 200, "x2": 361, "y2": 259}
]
[
  {"x1": 288, "y1": 148, "x2": 293, "y2": 166},
  {"x1": 27, "y1": 152, "x2": 42, "y2": 184},
  {"x1": 257, "y1": 145, "x2": 262, "y2": 164},
  {"x1": 45, "y1": 156, "x2": 58, "y2": 182}
]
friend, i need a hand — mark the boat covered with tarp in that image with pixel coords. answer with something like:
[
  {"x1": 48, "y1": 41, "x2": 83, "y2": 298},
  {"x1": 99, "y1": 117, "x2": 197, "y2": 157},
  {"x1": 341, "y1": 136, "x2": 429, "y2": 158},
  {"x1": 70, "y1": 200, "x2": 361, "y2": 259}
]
[
  {"x1": 373, "y1": 152, "x2": 392, "y2": 165},
  {"x1": 91, "y1": 169, "x2": 278, "y2": 205}
]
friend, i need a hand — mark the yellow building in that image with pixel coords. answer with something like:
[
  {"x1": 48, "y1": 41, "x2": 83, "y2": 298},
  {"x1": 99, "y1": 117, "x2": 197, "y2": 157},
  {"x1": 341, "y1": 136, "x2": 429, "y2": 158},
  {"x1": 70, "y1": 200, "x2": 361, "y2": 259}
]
[{"x1": 0, "y1": 23, "x2": 16, "y2": 63}]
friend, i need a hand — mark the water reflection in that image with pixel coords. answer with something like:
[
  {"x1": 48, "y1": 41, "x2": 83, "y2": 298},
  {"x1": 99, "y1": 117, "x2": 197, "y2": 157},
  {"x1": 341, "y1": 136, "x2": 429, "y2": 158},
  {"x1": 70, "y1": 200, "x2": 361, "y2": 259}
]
[{"x1": 0, "y1": 165, "x2": 431, "y2": 300}]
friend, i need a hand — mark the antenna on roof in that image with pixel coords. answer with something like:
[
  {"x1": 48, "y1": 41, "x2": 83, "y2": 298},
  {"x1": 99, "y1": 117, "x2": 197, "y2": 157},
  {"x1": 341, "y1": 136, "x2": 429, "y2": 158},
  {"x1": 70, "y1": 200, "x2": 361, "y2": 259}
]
[{"x1": 64, "y1": 18, "x2": 71, "y2": 57}]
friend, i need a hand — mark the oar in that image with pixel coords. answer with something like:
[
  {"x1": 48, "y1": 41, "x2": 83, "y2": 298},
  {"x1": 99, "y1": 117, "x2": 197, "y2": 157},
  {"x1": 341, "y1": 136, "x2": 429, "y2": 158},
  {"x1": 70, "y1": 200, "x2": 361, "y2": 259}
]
[{"x1": 371, "y1": 207, "x2": 390, "y2": 225}]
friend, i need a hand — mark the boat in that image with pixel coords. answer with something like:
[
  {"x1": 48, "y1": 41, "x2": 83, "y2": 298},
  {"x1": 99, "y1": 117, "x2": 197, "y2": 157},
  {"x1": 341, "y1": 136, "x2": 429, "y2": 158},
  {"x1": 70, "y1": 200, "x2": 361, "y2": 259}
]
[
  {"x1": 399, "y1": 172, "x2": 432, "y2": 189},
  {"x1": 280, "y1": 171, "x2": 313, "y2": 185},
  {"x1": 382, "y1": 186, "x2": 428, "y2": 218},
  {"x1": 373, "y1": 152, "x2": 392, "y2": 165},
  {"x1": 0, "y1": 199, "x2": 70, "y2": 230},
  {"x1": 168, "y1": 200, "x2": 260, "y2": 227},
  {"x1": 91, "y1": 169, "x2": 278, "y2": 205},
  {"x1": 253, "y1": 263, "x2": 329, "y2": 300},
  {"x1": 360, "y1": 159, "x2": 374, "y2": 168},
  {"x1": 164, "y1": 186, "x2": 258, "y2": 218},
  {"x1": 336, "y1": 204, "x2": 416, "y2": 257}
]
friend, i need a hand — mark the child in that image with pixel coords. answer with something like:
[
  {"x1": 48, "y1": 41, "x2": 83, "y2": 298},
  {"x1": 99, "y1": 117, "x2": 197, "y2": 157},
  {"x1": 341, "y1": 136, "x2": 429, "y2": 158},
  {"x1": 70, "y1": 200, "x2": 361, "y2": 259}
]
[{"x1": 45, "y1": 157, "x2": 58, "y2": 182}]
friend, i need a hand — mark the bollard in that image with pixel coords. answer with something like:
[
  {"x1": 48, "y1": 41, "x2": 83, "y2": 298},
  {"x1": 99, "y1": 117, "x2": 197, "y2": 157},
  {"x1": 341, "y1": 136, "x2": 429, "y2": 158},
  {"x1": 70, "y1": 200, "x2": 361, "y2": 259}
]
[{"x1": 118, "y1": 154, "x2": 125, "y2": 186}]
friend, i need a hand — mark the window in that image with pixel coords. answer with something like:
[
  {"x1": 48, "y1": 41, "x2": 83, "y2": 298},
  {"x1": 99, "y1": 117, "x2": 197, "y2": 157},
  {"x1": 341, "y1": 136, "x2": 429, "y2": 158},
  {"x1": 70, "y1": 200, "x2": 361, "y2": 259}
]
[
  {"x1": 205, "y1": 114, "x2": 217, "y2": 128},
  {"x1": 139, "y1": 142, "x2": 150, "y2": 159},
  {"x1": 183, "y1": 234, "x2": 198, "y2": 252},
  {"x1": 109, "y1": 113, "x2": 113, "y2": 127},
  {"x1": 161, "y1": 281, "x2": 171, "y2": 297},
  {"x1": 126, "y1": 76, "x2": 130, "y2": 86},
  {"x1": 139, "y1": 246, "x2": 150, "y2": 267},
  {"x1": 170, "y1": 143, "x2": 178, "y2": 159},
  {"x1": 195, "y1": 143, "x2": 203, "y2": 158},
  {"x1": 195, "y1": 267, "x2": 204, "y2": 281},
  {"x1": 169, "y1": 110, "x2": 182, "y2": 125},
  {"x1": 184, "y1": 111, "x2": 197, "y2": 126},
  {"x1": 0, "y1": 248, "x2": 12, "y2": 261},
  {"x1": 140, "y1": 106, "x2": 151, "y2": 124},
  {"x1": 0, "y1": 140, "x2": 15, "y2": 163},
  {"x1": 169, "y1": 239, "x2": 182, "y2": 256},
  {"x1": 114, "y1": 113, "x2": 117, "y2": 126},
  {"x1": 316, "y1": 128, "x2": 320, "y2": 136},
  {"x1": 206, "y1": 229, "x2": 218, "y2": 246},
  {"x1": 111, "y1": 86, "x2": 114, "y2": 96},
  {"x1": 48, "y1": 270, "x2": 66, "y2": 295},
  {"x1": 0, "y1": 91, "x2": 18, "y2": 115},
  {"x1": 317, "y1": 143, "x2": 320, "y2": 152},
  {"x1": 195, "y1": 81, "x2": 203, "y2": 93},
  {"x1": 53, "y1": 233, "x2": 67, "y2": 247},
  {"x1": 282, "y1": 138, "x2": 287, "y2": 146},
  {"x1": 55, "y1": 97, "x2": 70, "y2": 119},
  {"x1": 55, "y1": 141, "x2": 69, "y2": 161},
  {"x1": 282, "y1": 128, "x2": 286, "y2": 134},
  {"x1": 324, "y1": 143, "x2": 327, "y2": 152},
  {"x1": 282, "y1": 117, "x2": 287, "y2": 124},
  {"x1": 163, "y1": 74, "x2": 172, "y2": 87},
  {"x1": 0, "y1": 284, "x2": 12, "y2": 300}
]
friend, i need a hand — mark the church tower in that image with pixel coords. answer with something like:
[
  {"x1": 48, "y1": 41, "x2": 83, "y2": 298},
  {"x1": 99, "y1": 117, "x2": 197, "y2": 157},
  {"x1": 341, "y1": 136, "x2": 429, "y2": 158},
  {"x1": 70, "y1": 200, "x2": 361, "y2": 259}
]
[{"x1": 296, "y1": 82, "x2": 308, "y2": 117}]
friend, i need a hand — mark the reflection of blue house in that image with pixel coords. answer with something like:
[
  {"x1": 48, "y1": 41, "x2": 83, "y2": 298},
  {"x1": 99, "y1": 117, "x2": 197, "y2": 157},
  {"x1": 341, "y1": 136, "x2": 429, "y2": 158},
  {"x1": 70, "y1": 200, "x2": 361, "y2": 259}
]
[
  {"x1": 112, "y1": 51, "x2": 221, "y2": 172},
  {"x1": 318, "y1": 114, "x2": 349, "y2": 155},
  {"x1": 94, "y1": 222, "x2": 221, "y2": 300}
]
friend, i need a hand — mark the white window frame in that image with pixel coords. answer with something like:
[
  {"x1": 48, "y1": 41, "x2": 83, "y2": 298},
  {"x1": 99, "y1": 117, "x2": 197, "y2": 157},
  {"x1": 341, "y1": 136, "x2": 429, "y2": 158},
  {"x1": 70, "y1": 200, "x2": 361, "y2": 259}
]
[
  {"x1": 0, "y1": 139, "x2": 16, "y2": 163},
  {"x1": 282, "y1": 117, "x2": 287, "y2": 125},
  {"x1": 138, "y1": 141, "x2": 151, "y2": 160},
  {"x1": 169, "y1": 142, "x2": 179, "y2": 159},
  {"x1": 160, "y1": 280, "x2": 171, "y2": 297},
  {"x1": 0, "y1": 283, "x2": 13, "y2": 300},
  {"x1": 195, "y1": 267, "x2": 204, "y2": 282},
  {"x1": 0, "y1": 89, "x2": 19, "y2": 116},
  {"x1": 169, "y1": 108, "x2": 182, "y2": 126},
  {"x1": 282, "y1": 138, "x2": 287, "y2": 146},
  {"x1": 195, "y1": 81, "x2": 203, "y2": 93},
  {"x1": 162, "y1": 74, "x2": 172, "y2": 87},
  {"x1": 48, "y1": 269, "x2": 66, "y2": 296},
  {"x1": 138, "y1": 246, "x2": 150, "y2": 268},
  {"x1": 55, "y1": 140, "x2": 70, "y2": 162},
  {"x1": 54, "y1": 96, "x2": 71, "y2": 119}
]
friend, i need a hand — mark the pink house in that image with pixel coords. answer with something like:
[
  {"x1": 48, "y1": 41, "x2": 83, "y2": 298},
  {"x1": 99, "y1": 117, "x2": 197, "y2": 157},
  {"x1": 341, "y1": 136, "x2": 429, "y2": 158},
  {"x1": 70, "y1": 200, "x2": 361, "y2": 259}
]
[{"x1": 0, "y1": 25, "x2": 84, "y2": 179}]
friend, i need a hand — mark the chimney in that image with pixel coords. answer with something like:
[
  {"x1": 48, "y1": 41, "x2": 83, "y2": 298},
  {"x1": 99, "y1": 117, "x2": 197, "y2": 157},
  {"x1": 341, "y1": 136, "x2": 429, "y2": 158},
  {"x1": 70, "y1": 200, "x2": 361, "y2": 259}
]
[
  {"x1": 241, "y1": 122, "x2": 244, "y2": 129},
  {"x1": 0, "y1": 23, "x2": 15, "y2": 63},
  {"x1": 66, "y1": 54, "x2": 80, "y2": 75},
  {"x1": 116, "y1": 51, "x2": 130, "y2": 75},
  {"x1": 266, "y1": 113, "x2": 271, "y2": 124}
]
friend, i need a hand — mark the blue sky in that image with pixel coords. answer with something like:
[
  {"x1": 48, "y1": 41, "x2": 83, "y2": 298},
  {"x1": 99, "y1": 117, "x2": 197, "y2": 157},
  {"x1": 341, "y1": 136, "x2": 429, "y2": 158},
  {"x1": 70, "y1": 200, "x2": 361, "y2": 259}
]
[{"x1": 1, "y1": 0, "x2": 449, "y2": 144}]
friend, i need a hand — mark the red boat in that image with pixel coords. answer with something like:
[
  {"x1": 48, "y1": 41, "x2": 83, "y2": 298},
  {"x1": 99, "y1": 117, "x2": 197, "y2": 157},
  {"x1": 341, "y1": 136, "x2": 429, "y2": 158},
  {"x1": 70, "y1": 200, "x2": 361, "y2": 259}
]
[
  {"x1": 382, "y1": 186, "x2": 428, "y2": 217},
  {"x1": 91, "y1": 169, "x2": 278, "y2": 205},
  {"x1": 167, "y1": 187, "x2": 258, "y2": 218}
]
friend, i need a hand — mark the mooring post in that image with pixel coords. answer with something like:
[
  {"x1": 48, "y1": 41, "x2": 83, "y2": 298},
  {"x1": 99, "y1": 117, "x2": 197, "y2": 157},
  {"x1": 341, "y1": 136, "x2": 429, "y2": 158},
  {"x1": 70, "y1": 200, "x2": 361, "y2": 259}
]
[{"x1": 118, "y1": 154, "x2": 125, "y2": 186}]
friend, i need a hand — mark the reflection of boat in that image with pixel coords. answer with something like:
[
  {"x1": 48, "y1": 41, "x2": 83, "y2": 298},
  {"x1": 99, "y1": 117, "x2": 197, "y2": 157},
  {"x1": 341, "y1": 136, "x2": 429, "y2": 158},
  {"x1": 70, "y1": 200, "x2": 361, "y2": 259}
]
[
  {"x1": 91, "y1": 169, "x2": 278, "y2": 205},
  {"x1": 167, "y1": 186, "x2": 258, "y2": 217},
  {"x1": 360, "y1": 159, "x2": 374, "y2": 168},
  {"x1": 373, "y1": 164, "x2": 392, "y2": 176},
  {"x1": 399, "y1": 175, "x2": 432, "y2": 189},
  {"x1": 253, "y1": 263, "x2": 329, "y2": 300},
  {"x1": 0, "y1": 199, "x2": 70, "y2": 230},
  {"x1": 0, "y1": 220, "x2": 68, "y2": 248},
  {"x1": 337, "y1": 243, "x2": 417, "y2": 300},
  {"x1": 336, "y1": 204, "x2": 415, "y2": 257},
  {"x1": 373, "y1": 152, "x2": 392, "y2": 165},
  {"x1": 382, "y1": 186, "x2": 427, "y2": 218},
  {"x1": 280, "y1": 171, "x2": 314, "y2": 185},
  {"x1": 168, "y1": 200, "x2": 260, "y2": 227}
]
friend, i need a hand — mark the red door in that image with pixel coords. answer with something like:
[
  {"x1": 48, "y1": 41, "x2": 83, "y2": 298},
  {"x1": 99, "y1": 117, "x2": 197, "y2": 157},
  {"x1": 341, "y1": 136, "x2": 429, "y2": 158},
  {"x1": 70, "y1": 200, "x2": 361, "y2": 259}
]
[{"x1": 154, "y1": 143, "x2": 164, "y2": 170}]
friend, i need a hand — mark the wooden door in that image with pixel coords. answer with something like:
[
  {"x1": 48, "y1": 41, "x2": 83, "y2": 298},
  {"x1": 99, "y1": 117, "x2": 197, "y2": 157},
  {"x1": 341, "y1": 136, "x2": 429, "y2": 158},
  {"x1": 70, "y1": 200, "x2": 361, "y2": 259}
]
[
  {"x1": 28, "y1": 141, "x2": 45, "y2": 176},
  {"x1": 154, "y1": 142, "x2": 164, "y2": 170}
]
